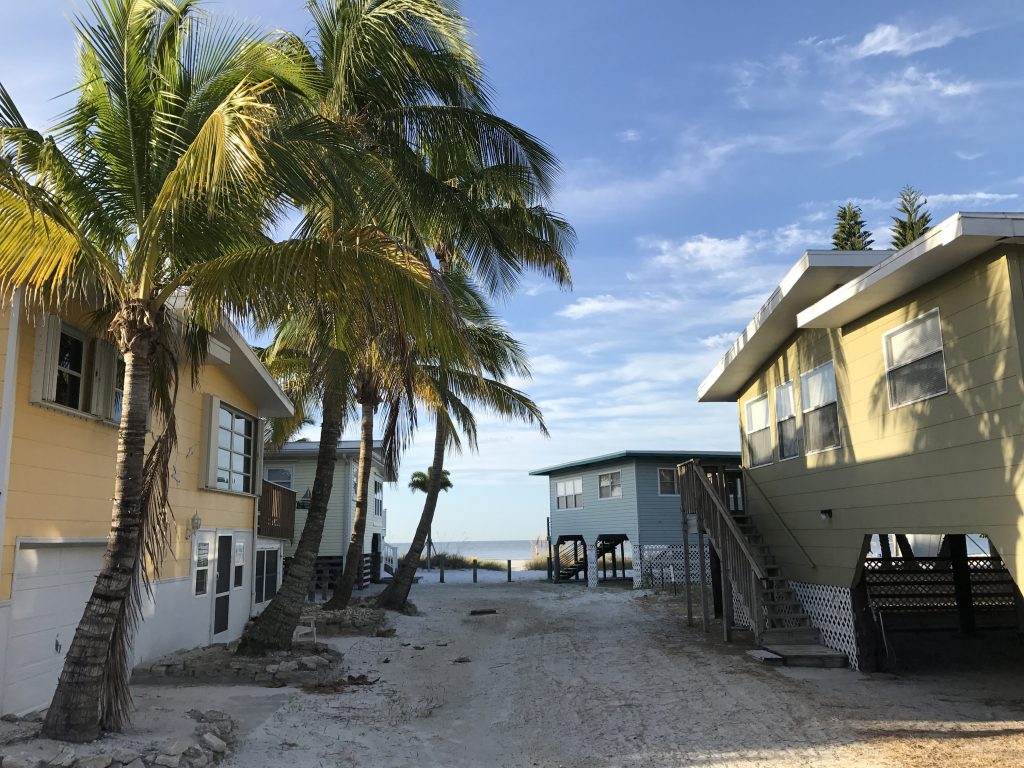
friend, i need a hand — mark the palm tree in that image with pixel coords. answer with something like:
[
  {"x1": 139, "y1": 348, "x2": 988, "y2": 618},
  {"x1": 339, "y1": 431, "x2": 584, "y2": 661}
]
[
  {"x1": 408, "y1": 466, "x2": 453, "y2": 567},
  {"x1": 377, "y1": 298, "x2": 549, "y2": 610},
  {"x1": 0, "y1": 0, "x2": 399, "y2": 741},
  {"x1": 409, "y1": 468, "x2": 453, "y2": 494}
]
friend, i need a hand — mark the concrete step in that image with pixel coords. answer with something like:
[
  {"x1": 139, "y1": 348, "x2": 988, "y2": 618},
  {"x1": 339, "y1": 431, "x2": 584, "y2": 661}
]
[
  {"x1": 760, "y1": 643, "x2": 848, "y2": 669},
  {"x1": 746, "y1": 649, "x2": 784, "y2": 666},
  {"x1": 762, "y1": 627, "x2": 820, "y2": 644}
]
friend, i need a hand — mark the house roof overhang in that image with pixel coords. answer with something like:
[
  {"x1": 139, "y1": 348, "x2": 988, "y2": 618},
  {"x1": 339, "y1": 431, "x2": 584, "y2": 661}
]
[
  {"x1": 529, "y1": 450, "x2": 741, "y2": 477},
  {"x1": 696, "y1": 250, "x2": 890, "y2": 403},
  {"x1": 798, "y1": 212, "x2": 1024, "y2": 329},
  {"x1": 215, "y1": 321, "x2": 293, "y2": 418},
  {"x1": 265, "y1": 440, "x2": 397, "y2": 481}
]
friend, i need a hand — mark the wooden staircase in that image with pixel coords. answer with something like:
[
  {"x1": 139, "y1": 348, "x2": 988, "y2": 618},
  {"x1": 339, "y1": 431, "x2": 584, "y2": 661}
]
[
  {"x1": 556, "y1": 538, "x2": 619, "y2": 581},
  {"x1": 680, "y1": 461, "x2": 848, "y2": 669}
]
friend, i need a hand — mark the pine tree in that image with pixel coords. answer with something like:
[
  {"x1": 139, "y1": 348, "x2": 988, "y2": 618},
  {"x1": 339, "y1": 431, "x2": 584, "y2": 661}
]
[
  {"x1": 832, "y1": 203, "x2": 874, "y2": 250},
  {"x1": 890, "y1": 185, "x2": 932, "y2": 249}
]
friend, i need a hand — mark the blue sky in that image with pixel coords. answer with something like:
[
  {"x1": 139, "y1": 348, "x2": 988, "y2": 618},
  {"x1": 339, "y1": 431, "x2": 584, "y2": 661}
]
[{"x1": 5, "y1": 2, "x2": 1024, "y2": 543}]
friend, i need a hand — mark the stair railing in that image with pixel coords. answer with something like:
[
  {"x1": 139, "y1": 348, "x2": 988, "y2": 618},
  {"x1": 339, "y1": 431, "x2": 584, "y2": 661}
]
[{"x1": 680, "y1": 459, "x2": 766, "y2": 643}]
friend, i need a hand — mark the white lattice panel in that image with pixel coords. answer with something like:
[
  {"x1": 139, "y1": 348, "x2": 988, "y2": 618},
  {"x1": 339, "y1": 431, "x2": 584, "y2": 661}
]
[
  {"x1": 791, "y1": 581, "x2": 858, "y2": 670},
  {"x1": 731, "y1": 584, "x2": 751, "y2": 628},
  {"x1": 632, "y1": 544, "x2": 710, "y2": 588}
]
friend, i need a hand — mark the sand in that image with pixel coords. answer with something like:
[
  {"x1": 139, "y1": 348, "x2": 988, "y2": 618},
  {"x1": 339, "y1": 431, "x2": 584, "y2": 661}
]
[{"x1": 213, "y1": 580, "x2": 1024, "y2": 768}]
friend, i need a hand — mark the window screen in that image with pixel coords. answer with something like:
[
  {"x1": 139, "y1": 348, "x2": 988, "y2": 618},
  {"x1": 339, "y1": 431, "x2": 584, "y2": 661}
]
[
  {"x1": 598, "y1": 471, "x2": 622, "y2": 499},
  {"x1": 801, "y1": 362, "x2": 840, "y2": 453},
  {"x1": 884, "y1": 309, "x2": 947, "y2": 407},
  {"x1": 775, "y1": 381, "x2": 799, "y2": 460},
  {"x1": 658, "y1": 468, "x2": 678, "y2": 495},
  {"x1": 744, "y1": 395, "x2": 772, "y2": 467}
]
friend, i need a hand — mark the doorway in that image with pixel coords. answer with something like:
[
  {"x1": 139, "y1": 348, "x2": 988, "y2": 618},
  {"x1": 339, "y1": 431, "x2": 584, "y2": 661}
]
[{"x1": 213, "y1": 533, "x2": 233, "y2": 636}]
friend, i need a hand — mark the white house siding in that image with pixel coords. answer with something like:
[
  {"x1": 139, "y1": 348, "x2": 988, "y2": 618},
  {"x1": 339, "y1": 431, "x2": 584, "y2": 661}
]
[{"x1": 547, "y1": 462, "x2": 640, "y2": 546}]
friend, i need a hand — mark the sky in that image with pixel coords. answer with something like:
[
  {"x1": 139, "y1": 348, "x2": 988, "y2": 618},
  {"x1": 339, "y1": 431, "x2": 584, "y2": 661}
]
[{"x1": 5, "y1": 2, "x2": 1024, "y2": 543}]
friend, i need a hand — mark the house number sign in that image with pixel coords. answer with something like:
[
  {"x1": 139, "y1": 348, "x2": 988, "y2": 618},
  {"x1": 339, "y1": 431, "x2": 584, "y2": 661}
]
[{"x1": 196, "y1": 542, "x2": 209, "y2": 568}]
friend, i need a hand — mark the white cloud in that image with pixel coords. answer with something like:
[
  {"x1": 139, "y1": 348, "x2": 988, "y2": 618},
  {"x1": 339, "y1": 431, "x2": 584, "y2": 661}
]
[
  {"x1": 617, "y1": 129, "x2": 641, "y2": 143},
  {"x1": 557, "y1": 293, "x2": 680, "y2": 320},
  {"x1": 646, "y1": 233, "x2": 755, "y2": 271},
  {"x1": 955, "y1": 150, "x2": 984, "y2": 161},
  {"x1": 852, "y1": 21, "x2": 971, "y2": 59},
  {"x1": 699, "y1": 332, "x2": 740, "y2": 350},
  {"x1": 925, "y1": 191, "x2": 1018, "y2": 206}
]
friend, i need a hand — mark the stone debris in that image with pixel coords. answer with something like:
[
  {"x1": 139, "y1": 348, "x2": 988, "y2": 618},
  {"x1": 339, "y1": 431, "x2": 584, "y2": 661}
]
[
  {"x1": 0, "y1": 710, "x2": 239, "y2": 768},
  {"x1": 132, "y1": 645, "x2": 345, "y2": 688},
  {"x1": 299, "y1": 605, "x2": 385, "y2": 635}
]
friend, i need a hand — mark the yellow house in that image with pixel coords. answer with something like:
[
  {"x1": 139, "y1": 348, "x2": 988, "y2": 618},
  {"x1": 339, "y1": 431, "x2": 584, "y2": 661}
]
[
  {"x1": 696, "y1": 212, "x2": 1024, "y2": 669},
  {"x1": 0, "y1": 294, "x2": 293, "y2": 715}
]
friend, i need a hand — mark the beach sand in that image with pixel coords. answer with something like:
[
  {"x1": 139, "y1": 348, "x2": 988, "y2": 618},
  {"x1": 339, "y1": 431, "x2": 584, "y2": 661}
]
[{"x1": 219, "y1": 581, "x2": 1024, "y2": 767}]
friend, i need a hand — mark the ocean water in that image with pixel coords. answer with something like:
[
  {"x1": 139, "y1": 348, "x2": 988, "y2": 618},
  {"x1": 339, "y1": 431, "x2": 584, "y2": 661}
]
[{"x1": 392, "y1": 539, "x2": 544, "y2": 563}]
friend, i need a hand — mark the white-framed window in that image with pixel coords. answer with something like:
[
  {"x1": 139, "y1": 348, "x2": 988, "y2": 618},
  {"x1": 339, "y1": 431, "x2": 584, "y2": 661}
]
[
  {"x1": 254, "y1": 547, "x2": 280, "y2": 603},
  {"x1": 374, "y1": 480, "x2": 384, "y2": 516},
  {"x1": 883, "y1": 308, "x2": 947, "y2": 408},
  {"x1": 555, "y1": 477, "x2": 583, "y2": 510},
  {"x1": 800, "y1": 361, "x2": 840, "y2": 453},
  {"x1": 744, "y1": 394, "x2": 772, "y2": 467},
  {"x1": 598, "y1": 471, "x2": 622, "y2": 499},
  {"x1": 216, "y1": 403, "x2": 256, "y2": 493},
  {"x1": 31, "y1": 315, "x2": 129, "y2": 424},
  {"x1": 266, "y1": 466, "x2": 293, "y2": 489},
  {"x1": 233, "y1": 541, "x2": 245, "y2": 589},
  {"x1": 194, "y1": 540, "x2": 211, "y2": 596},
  {"x1": 775, "y1": 381, "x2": 799, "y2": 460},
  {"x1": 657, "y1": 468, "x2": 678, "y2": 495}
]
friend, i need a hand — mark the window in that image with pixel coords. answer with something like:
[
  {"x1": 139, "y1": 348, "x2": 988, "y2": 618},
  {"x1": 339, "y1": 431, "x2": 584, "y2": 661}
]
[
  {"x1": 233, "y1": 541, "x2": 245, "y2": 588},
  {"x1": 216, "y1": 403, "x2": 255, "y2": 493},
  {"x1": 598, "y1": 471, "x2": 622, "y2": 499},
  {"x1": 254, "y1": 548, "x2": 279, "y2": 603},
  {"x1": 111, "y1": 356, "x2": 125, "y2": 423},
  {"x1": 744, "y1": 394, "x2": 772, "y2": 467},
  {"x1": 658, "y1": 468, "x2": 678, "y2": 495},
  {"x1": 194, "y1": 541, "x2": 210, "y2": 596},
  {"x1": 374, "y1": 480, "x2": 384, "y2": 516},
  {"x1": 775, "y1": 381, "x2": 799, "y2": 460},
  {"x1": 883, "y1": 309, "x2": 947, "y2": 408},
  {"x1": 555, "y1": 478, "x2": 583, "y2": 510},
  {"x1": 266, "y1": 466, "x2": 293, "y2": 489},
  {"x1": 54, "y1": 328, "x2": 86, "y2": 410},
  {"x1": 801, "y1": 361, "x2": 840, "y2": 453}
]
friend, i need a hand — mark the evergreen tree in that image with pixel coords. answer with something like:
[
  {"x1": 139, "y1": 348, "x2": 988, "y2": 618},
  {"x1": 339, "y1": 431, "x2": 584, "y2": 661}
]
[
  {"x1": 890, "y1": 185, "x2": 932, "y2": 249},
  {"x1": 832, "y1": 203, "x2": 874, "y2": 250}
]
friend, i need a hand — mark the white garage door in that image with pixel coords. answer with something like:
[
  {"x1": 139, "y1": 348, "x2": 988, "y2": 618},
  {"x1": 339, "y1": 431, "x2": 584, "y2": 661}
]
[{"x1": 4, "y1": 542, "x2": 105, "y2": 716}]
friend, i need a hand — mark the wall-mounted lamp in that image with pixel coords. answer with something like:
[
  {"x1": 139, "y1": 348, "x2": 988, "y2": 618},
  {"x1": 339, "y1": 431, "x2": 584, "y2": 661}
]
[
  {"x1": 819, "y1": 509, "x2": 833, "y2": 522},
  {"x1": 185, "y1": 511, "x2": 202, "y2": 539},
  {"x1": 298, "y1": 489, "x2": 312, "y2": 510}
]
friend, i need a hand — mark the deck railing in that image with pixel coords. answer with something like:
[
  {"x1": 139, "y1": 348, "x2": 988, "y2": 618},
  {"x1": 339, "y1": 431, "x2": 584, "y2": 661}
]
[
  {"x1": 680, "y1": 459, "x2": 765, "y2": 642},
  {"x1": 258, "y1": 479, "x2": 296, "y2": 541},
  {"x1": 383, "y1": 543, "x2": 399, "y2": 575}
]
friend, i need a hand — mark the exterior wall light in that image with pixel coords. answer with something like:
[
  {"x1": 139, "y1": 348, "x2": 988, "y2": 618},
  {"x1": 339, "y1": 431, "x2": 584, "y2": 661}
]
[
  {"x1": 820, "y1": 509, "x2": 833, "y2": 522},
  {"x1": 185, "y1": 511, "x2": 202, "y2": 539}
]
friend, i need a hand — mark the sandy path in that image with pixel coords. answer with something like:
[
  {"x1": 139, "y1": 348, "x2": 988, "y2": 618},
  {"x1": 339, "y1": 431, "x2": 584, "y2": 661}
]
[{"x1": 223, "y1": 582, "x2": 1024, "y2": 768}]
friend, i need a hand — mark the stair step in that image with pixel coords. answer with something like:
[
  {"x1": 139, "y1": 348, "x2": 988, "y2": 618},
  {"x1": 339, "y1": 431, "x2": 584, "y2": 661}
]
[
  {"x1": 746, "y1": 649, "x2": 784, "y2": 666},
  {"x1": 762, "y1": 627, "x2": 820, "y2": 644},
  {"x1": 760, "y1": 644, "x2": 848, "y2": 669}
]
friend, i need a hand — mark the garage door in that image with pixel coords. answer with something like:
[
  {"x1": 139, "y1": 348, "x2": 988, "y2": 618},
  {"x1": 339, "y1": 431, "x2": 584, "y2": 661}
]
[{"x1": 4, "y1": 542, "x2": 104, "y2": 715}]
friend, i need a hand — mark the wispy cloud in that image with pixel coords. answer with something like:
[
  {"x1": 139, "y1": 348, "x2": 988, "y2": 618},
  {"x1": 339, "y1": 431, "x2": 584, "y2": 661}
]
[
  {"x1": 557, "y1": 293, "x2": 681, "y2": 320},
  {"x1": 617, "y1": 129, "x2": 641, "y2": 143},
  {"x1": 956, "y1": 150, "x2": 984, "y2": 161},
  {"x1": 852, "y1": 21, "x2": 971, "y2": 58}
]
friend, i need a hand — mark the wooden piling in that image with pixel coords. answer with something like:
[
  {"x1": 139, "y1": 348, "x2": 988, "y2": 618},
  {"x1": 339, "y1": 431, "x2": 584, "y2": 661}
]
[
  {"x1": 473, "y1": 559, "x2": 478, "y2": 583},
  {"x1": 439, "y1": 557, "x2": 445, "y2": 584},
  {"x1": 507, "y1": 559, "x2": 512, "y2": 582}
]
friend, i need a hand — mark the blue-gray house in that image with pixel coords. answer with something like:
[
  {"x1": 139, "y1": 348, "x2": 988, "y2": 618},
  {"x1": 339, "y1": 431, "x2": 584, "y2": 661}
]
[{"x1": 530, "y1": 450, "x2": 741, "y2": 584}]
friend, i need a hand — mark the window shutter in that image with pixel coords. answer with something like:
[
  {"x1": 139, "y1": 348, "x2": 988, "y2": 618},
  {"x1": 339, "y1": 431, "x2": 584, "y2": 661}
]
[
  {"x1": 200, "y1": 394, "x2": 222, "y2": 489},
  {"x1": 90, "y1": 341, "x2": 115, "y2": 418},
  {"x1": 29, "y1": 314, "x2": 60, "y2": 404}
]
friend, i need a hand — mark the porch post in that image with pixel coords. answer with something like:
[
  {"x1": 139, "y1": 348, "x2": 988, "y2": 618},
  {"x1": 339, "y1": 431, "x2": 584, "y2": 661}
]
[
  {"x1": 697, "y1": 527, "x2": 710, "y2": 633},
  {"x1": 553, "y1": 541, "x2": 561, "y2": 582},
  {"x1": 710, "y1": 546, "x2": 723, "y2": 618},
  {"x1": 948, "y1": 534, "x2": 976, "y2": 635},
  {"x1": 611, "y1": 546, "x2": 618, "y2": 579},
  {"x1": 586, "y1": 543, "x2": 598, "y2": 589},
  {"x1": 680, "y1": 464, "x2": 694, "y2": 627},
  {"x1": 721, "y1": 559, "x2": 733, "y2": 642}
]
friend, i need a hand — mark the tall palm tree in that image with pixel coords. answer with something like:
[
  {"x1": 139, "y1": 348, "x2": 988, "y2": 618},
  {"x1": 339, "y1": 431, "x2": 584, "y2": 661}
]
[
  {"x1": 0, "y1": 0, "x2": 400, "y2": 741},
  {"x1": 377, "y1": 299, "x2": 549, "y2": 610}
]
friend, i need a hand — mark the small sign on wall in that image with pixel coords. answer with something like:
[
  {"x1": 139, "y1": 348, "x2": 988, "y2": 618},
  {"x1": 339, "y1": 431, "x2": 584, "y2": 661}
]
[
  {"x1": 196, "y1": 542, "x2": 209, "y2": 569},
  {"x1": 235, "y1": 541, "x2": 245, "y2": 566}
]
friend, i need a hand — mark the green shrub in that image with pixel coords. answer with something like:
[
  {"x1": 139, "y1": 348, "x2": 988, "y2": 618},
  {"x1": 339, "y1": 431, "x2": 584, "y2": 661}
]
[{"x1": 397, "y1": 550, "x2": 506, "y2": 571}]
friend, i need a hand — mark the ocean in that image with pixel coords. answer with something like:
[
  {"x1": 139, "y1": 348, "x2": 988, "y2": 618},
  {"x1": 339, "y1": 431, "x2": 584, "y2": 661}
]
[{"x1": 392, "y1": 539, "x2": 544, "y2": 563}]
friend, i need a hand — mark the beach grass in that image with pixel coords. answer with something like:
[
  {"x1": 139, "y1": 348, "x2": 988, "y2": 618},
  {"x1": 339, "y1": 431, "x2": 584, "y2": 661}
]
[
  {"x1": 520, "y1": 554, "x2": 634, "y2": 571},
  {"x1": 399, "y1": 550, "x2": 507, "y2": 571}
]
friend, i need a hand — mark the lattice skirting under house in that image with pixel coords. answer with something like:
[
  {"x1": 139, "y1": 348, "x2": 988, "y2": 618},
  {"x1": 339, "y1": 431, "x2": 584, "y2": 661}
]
[
  {"x1": 633, "y1": 544, "x2": 751, "y2": 628},
  {"x1": 790, "y1": 581, "x2": 859, "y2": 670}
]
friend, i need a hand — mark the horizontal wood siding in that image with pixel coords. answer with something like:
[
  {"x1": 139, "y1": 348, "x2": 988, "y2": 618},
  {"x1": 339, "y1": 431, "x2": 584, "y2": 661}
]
[
  {"x1": 735, "y1": 248, "x2": 1024, "y2": 588},
  {"x1": 547, "y1": 462, "x2": 639, "y2": 546},
  {"x1": 634, "y1": 460, "x2": 687, "y2": 545}
]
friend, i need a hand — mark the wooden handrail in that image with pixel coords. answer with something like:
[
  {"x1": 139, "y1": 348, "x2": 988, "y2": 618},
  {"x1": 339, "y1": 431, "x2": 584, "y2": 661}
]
[
  {"x1": 690, "y1": 467, "x2": 765, "y2": 580},
  {"x1": 740, "y1": 467, "x2": 816, "y2": 570}
]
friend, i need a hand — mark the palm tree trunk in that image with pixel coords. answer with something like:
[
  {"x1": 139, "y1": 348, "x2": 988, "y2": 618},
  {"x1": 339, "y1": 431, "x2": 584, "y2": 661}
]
[
  {"x1": 325, "y1": 394, "x2": 374, "y2": 609},
  {"x1": 237, "y1": 390, "x2": 345, "y2": 654},
  {"x1": 377, "y1": 418, "x2": 447, "y2": 610},
  {"x1": 42, "y1": 308, "x2": 155, "y2": 742}
]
